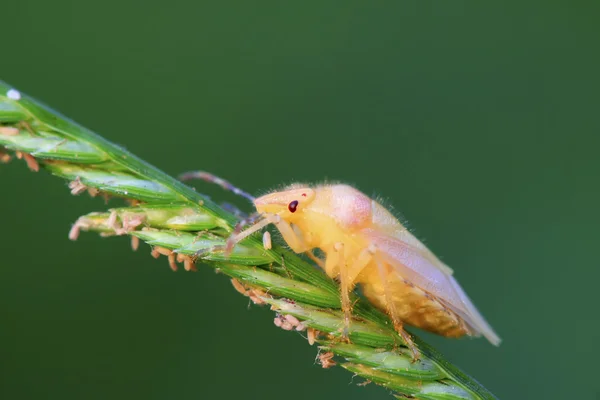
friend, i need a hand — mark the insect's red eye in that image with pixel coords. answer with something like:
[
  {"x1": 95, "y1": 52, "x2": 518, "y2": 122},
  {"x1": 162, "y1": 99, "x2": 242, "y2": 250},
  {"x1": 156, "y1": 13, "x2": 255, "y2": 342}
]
[{"x1": 288, "y1": 200, "x2": 299, "y2": 213}]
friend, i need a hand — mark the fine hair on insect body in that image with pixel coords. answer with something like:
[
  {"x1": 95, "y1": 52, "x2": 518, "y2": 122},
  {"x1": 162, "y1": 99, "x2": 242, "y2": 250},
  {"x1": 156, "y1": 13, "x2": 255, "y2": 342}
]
[{"x1": 180, "y1": 171, "x2": 501, "y2": 359}]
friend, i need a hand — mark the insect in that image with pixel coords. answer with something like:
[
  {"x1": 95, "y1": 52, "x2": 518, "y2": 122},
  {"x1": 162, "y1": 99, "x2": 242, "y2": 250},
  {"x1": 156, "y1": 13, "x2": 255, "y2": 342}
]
[{"x1": 181, "y1": 171, "x2": 501, "y2": 358}]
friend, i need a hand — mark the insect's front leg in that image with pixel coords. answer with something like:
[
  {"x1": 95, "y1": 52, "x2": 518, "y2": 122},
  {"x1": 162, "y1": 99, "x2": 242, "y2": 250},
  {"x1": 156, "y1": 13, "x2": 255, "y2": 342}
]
[
  {"x1": 272, "y1": 218, "x2": 311, "y2": 254},
  {"x1": 268, "y1": 221, "x2": 327, "y2": 277}
]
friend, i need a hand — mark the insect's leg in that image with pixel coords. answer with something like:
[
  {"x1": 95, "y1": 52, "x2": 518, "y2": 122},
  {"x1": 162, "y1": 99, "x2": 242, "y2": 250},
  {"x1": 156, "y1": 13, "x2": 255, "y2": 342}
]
[
  {"x1": 224, "y1": 212, "x2": 310, "y2": 254},
  {"x1": 270, "y1": 217, "x2": 311, "y2": 254},
  {"x1": 307, "y1": 250, "x2": 325, "y2": 268},
  {"x1": 325, "y1": 244, "x2": 376, "y2": 286},
  {"x1": 374, "y1": 258, "x2": 420, "y2": 361},
  {"x1": 179, "y1": 170, "x2": 255, "y2": 203},
  {"x1": 223, "y1": 214, "x2": 278, "y2": 254},
  {"x1": 327, "y1": 243, "x2": 363, "y2": 339},
  {"x1": 332, "y1": 244, "x2": 378, "y2": 337},
  {"x1": 347, "y1": 244, "x2": 377, "y2": 283},
  {"x1": 193, "y1": 213, "x2": 266, "y2": 260},
  {"x1": 326, "y1": 243, "x2": 352, "y2": 338}
]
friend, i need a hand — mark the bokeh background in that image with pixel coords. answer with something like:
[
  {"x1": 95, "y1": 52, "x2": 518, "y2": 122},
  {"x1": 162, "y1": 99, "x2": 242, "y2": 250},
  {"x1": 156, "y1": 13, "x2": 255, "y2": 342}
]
[{"x1": 1, "y1": 2, "x2": 599, "y2": 399}]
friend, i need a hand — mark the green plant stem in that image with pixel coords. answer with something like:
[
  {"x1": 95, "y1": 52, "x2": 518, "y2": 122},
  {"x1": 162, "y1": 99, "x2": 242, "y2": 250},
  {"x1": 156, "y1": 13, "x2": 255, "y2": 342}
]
[{"x1": 0, "y1": 80, "x2": 497, "y2": 400}]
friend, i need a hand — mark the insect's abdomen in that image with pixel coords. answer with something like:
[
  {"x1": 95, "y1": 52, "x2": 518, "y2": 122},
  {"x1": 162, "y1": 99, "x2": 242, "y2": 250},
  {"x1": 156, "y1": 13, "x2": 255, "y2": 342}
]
[{"x1": 360, "y1": 265, "x2": 470, "y2": 338}]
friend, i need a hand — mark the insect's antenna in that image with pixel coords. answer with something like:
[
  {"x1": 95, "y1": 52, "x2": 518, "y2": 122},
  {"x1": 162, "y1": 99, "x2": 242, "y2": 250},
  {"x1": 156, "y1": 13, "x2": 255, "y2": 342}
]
[
  {"x1": 179, "y1": 170, "x2": 255, "y2": 203},
  {"x1": 221, "y1": 202, "x2": 248, "y2": 219},
  {"x1": 225, "y1": 213, "x2": 280, "y2": 255}
]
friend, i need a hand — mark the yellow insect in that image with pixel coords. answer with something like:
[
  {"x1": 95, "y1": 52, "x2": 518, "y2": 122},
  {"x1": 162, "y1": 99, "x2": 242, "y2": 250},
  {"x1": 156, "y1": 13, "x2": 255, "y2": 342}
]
[{"x1": 181, "y1": 172, "x2": 501, "y2": 357}]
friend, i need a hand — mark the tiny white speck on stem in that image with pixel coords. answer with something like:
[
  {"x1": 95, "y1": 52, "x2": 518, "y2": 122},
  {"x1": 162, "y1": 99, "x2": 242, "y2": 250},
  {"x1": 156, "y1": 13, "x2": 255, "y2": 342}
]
[{"x1": 7, "y1": 89, "x2": 21, "y2": 101}]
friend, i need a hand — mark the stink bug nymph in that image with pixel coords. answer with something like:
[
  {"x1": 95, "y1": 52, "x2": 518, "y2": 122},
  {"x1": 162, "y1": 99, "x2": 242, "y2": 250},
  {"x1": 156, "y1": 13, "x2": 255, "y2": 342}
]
[{"x1": 181, "y1": 172, "x2": 501, "y2": 358}]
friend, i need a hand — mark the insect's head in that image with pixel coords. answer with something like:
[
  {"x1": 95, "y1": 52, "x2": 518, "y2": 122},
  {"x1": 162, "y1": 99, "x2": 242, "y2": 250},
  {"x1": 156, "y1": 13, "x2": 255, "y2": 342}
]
[{"x1": 254, "y1": 187, "x2": 315, "y2": 218}]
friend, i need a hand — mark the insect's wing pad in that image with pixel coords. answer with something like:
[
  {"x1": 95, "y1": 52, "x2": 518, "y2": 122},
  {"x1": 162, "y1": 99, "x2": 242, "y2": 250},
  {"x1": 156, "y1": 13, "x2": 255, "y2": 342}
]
[{"x1": 363, "y1": 228, "x2": 501, "y2": 346}]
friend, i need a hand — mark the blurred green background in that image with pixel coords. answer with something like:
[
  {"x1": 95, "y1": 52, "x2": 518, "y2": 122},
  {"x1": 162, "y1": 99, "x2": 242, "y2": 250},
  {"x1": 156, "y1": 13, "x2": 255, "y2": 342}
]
[{"x1": 1, "y1": 1, "x2": 599, "y2": 399}]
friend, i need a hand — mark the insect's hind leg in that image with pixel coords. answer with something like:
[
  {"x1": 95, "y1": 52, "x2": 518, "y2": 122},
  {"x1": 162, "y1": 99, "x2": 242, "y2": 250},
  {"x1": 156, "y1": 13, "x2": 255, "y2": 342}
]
[{"x1": 374, "y1": 258, "x2": 420, "y2": 361}]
